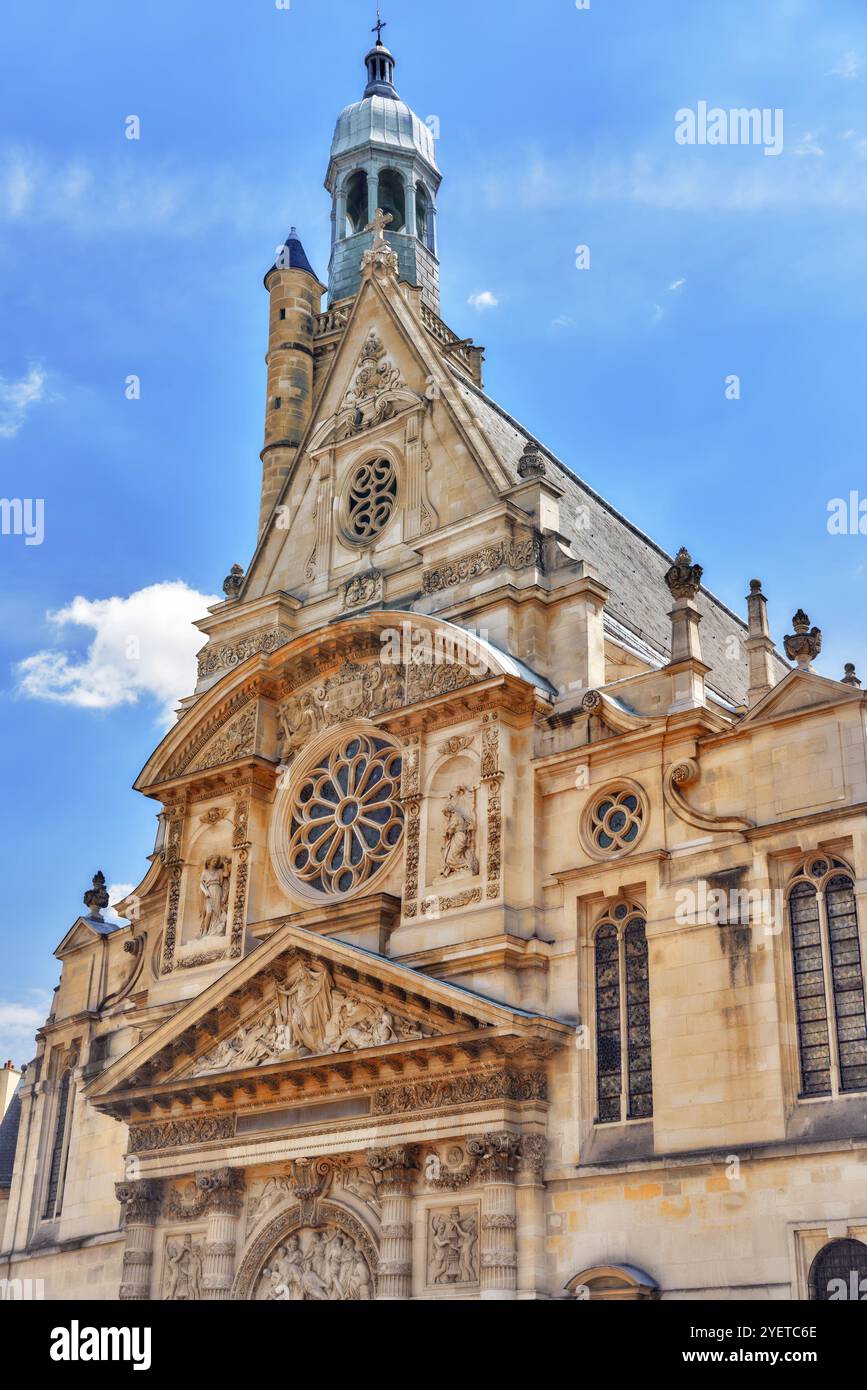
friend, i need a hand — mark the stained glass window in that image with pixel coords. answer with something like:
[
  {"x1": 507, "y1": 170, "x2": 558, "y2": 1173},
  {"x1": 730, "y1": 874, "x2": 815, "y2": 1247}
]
[
  {"x1": 43, "y1": 1069, "x2": 73, "y2": 1219},
  {"x1": 594, "y1": 906, "x2": 653, "y2": 1124},
  {"x1": 788, "y1": 859, "x2": 867, "y2": 1098}
]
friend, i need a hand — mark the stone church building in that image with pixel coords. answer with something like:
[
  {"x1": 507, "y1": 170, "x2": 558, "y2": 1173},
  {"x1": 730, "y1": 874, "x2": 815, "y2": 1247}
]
[{"x1": 3, "y1": 31, "x2": 867, "y2": 1303}]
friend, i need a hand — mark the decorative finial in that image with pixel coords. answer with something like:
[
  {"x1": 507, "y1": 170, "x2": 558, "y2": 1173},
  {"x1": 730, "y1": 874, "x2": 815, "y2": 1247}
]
[
  {"x1": 83, "y1": 870, "x2": 110, "y2": 921},
  {"x1": 783, "y1": 610, "x2": 822, "y2": 670},
  {"x1": 665, "y1": 547, "x2": 703, "y2": 601},
  {"x1": 518, "y1": 442, "x2": 547, "y2": 479},
  {"x1": 749, "y1": 579, "x2": 763, "y2": 595},
  {"x1": 223, "y1": 564, "x2": 245, "y2": 600},
  {"x1": 372, "y1": 4, "x2": 387, "y2": 44},
  {"x1": 842, "y1": 663, "x2": 861, "y2": 687}
]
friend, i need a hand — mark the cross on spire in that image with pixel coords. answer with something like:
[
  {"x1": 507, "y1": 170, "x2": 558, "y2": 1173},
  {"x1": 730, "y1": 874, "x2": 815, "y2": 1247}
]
[{"x1": 372, "y1": 5, "x2": 387, "y2": 44}]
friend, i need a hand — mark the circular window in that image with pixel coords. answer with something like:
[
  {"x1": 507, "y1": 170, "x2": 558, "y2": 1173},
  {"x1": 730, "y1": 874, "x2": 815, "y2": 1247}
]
[
  {"x1": 346, "y1": 458, "x2": 398, "y2": 543},
  {"x1": 581, "y1": 782, "x2": 647, "y2": 859},
  {"x1": 284, "y1": 732, "x2": 404, "y2": 898}
]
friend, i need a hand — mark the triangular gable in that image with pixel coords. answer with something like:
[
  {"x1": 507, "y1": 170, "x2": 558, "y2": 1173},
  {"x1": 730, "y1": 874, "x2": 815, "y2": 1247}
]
[
  {"x1": 242, "y1": 262, "x2": 515, "y2": 602},
  {"x1": 55, "y1": 915, "x2": 123, "y2": 957},
  {"x1": 737, "y1": 669, "x2": 864, "y2": 729},
  {"x1": 86, "y1": 920, "x2": 572, "y2": 1110}
]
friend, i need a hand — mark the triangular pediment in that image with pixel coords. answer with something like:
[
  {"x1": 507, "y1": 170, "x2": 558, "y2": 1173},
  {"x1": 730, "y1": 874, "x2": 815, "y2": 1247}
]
[
  {"x1": 738, "y1": 669, "x2": 864, "y2": 728},
  {"x1": 242, "y1": 265, "x2": 515, "y2": 605},
  {"x1": 86, "y1": 920, "x2": 571, "y2": 1115}
]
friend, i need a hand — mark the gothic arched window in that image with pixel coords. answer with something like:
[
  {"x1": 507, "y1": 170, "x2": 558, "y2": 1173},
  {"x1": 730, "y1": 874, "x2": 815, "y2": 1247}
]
[
  {"x1": 377, "y1": 169, "x2": 406, "y2": 233},
  {"x1": 43, "y1": 1067, "x2": 74, "y2": 1220},
  {"x1": 345, "y1": 171, "x2": 368, "y2": 236},
  {"x1": 594, "y1": 903, "x2": 653, "y2": 1123},
  {"x1": 788, "y1": 857, "x2": 867, "y2": 1098},
  {"x1": 809, "y1": 1239, "x2": 867, "y2": 1300}
]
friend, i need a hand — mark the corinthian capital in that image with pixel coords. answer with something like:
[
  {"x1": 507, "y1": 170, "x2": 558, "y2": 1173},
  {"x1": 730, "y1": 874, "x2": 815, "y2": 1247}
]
[
  {"x1": 466, "y1": 1132, "x2": 521, "y2": 1182},
  {"x1": 366, "y1": 1144, "x2": 420, "y2": 1194},
  {"x1": 195, "y1": 1166, "x2": 246, "y2": 1216},
  {"x1": 115, "y1": 1179, "x2": 164, "y2": 1226}
]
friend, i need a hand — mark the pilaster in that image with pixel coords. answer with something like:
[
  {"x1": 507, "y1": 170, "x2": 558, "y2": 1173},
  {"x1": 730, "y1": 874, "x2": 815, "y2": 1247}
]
[
  {"x1": 367, "y1": 1145, "x2": 419, "y2": 1300},
  {"x1": 116, "y1": 1179, "x2": 164, "y2": 1301}
]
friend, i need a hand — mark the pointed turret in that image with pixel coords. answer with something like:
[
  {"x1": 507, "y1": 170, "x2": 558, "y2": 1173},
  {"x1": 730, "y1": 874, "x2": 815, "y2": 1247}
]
[{"x1": 259, "y1": 228, "x2": 325, "y2": 539}]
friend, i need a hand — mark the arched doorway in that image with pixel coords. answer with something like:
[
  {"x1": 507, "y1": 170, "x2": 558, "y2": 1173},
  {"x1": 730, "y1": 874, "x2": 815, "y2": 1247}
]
[{"x1": 566, "y1": 1264, "x2": 659, "y2": 1301}]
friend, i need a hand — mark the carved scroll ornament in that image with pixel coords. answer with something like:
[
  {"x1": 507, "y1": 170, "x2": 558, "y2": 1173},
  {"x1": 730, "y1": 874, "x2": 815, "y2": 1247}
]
[{"x1": 662, "y1": 758, "x2": 753, "y2": 835}]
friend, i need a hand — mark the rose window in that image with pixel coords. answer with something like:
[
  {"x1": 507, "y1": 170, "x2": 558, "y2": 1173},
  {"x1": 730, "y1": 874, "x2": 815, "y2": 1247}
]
[
  {"x1": 346, "y1": 458, "x2": 398, "y2": 541},
  {"x1": 585, "y1": 786, "x2": 646, "y2": 856},
  {"x1": 287, "y1": 733, "x2": 404, "y2": 897}
]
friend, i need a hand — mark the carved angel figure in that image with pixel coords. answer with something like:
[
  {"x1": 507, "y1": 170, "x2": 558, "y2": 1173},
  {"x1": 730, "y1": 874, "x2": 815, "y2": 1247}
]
[
  {"x1": 440, "y1": 786, "x2": 480, "y2": 878},
  {"x1": 199, "y1": 855, "x2": 230, "y2": 937}
]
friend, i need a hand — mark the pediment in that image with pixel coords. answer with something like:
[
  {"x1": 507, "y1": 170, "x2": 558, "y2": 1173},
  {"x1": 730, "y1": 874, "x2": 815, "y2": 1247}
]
[
  {"x1": 135, "y1": 612, "x2": 537, "y2": 793},
  {"x1": 242, "y1": 265, "x2": 515, "y2": 605},
  {"x1": 86, "y1": 920, "x2": 572, "y2": 1114},
  {"x1": 738, "y1": 669, "x2": 864, "y2": 727}
]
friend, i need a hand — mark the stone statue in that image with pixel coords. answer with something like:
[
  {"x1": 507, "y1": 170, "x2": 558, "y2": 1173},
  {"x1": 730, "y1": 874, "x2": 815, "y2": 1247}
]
[
  {"x1": 441, "y1": 786, "x2": 479, "y2": 878},
  {"x1": 198, "y1": 856, "x2": 231, "y2": 937},
  {"x1": 276, "y1": 960, "x2": 334, "y2": 1055},
  {"x1": 83, "y1": 870, "x2": 110, "y2": 920}
]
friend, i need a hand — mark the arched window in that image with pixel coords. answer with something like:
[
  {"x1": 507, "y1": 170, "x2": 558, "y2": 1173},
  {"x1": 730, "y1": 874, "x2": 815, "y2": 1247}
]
[
  {"x1": 43, "y1": 1067, "x2": 74, "y2": 1219},
  {"x1": 377, "y1": 169, "x2": 406, "y2": 233},
  {"x1": 415, "y1": 184, "x2": 435, "y2": 252},
  {"x1": 345, "y1": 171, "x2": 368, "y2": 236},
  {"x1": 788, "y1": 857, "x2": 867, "y2": 1098},
  {"x1": 594, "y1": 903, "x2": 653, "y2": 1123},
  {"x1": 809, "y1": 1239, "x2": 867, "y2": 1300}
]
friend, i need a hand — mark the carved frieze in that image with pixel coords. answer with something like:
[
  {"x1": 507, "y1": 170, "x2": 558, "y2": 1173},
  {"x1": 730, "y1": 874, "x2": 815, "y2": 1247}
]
[
  {"x1": 422, "y1": 535, "x2": 543, "y2": 595},
  {"x1": 373, "y1": 1069, "x2": 547, "y2": 1116},
  {"x1": 197, "y1": 627, "x2": 292, "y2": 679},
  {"x1": 190, "y1": 707, "x2": 257, "y2": 773},
  {"x1": 128, "y1": 1115, "x2": 236, "y2": 1154}
]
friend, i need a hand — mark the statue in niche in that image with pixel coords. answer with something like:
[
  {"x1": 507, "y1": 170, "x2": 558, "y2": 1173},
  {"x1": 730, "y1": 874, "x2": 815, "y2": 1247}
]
[
  {"x1": 429, "y1": 1207, "x2": 479, "y2": 1286},
  {"x1": 164, "y1": 1234, "x2": 204, "y2": 1301},
  {"x1": 260, "y1": 1228, "x2": 372, "y2": 1301},
  {"x1": 198, "y1": 855, "x2": 231, "y2": 937},
  {"x1": 440, "y1": 786, "x2": 479, "y2": 878}
]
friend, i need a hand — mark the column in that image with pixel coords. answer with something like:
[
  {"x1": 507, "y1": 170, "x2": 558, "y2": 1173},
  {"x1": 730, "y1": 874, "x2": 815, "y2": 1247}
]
[
  {"x1": 468, "y1": 1132, "x2": 521, "y2": 1301},
  {"x1": 367, "y1": 1145, "x2": 419, "y2": 1301},
  {"x1": 196, "y1": 1167, "x2": 245, "y2": 1301},
  {"x1": 116, "y1": 1180, "x2": 163, "y2": 1301}
]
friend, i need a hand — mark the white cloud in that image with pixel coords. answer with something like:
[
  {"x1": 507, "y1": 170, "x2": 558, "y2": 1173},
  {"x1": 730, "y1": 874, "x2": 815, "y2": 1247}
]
[
  {"x1": 0, "y1": 145, "x2": 301, "y2": 238},
  {"x1": 0, "y1": 991, "x2": 53, "y2": 1067},
  {"x1": 468, "y1": 290, "x2": 499, "y2": 310},
  {"x1": 105, "y1": 883, "x2": 136, "y2": 927},
  {"x1": 0, "y1": 365, "x2": 45, "y2": 439},
  {"x1": 793, "y1": 131, "x2": 825, "y2": 157},
  {"x1": 17, "y1": 581, "x2": 220, "y2": 724},
  {"x1": 550, "y1": 314, "x2": 575, "y2": 330},
  {"x1": 667, "y1": 278, "x2": 687, "y2": 293},
  {"x1": 829, "y1": 51, "x2": 860, "y2": 80}
]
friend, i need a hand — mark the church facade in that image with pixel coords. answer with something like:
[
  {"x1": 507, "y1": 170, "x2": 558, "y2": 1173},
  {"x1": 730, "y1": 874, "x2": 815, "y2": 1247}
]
[{"x1": 3, "y1": 32, "x2": 867, "y2": 1304}]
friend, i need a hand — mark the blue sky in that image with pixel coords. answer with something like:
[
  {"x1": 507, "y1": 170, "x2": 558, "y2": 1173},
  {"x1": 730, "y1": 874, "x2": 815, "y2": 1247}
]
[{"x1": 1, "y1": 0, "x2": 866, "y2": 1062}]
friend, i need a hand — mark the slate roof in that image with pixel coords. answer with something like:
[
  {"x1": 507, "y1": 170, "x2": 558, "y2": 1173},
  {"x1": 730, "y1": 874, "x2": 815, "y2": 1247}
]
[
  {"x1": 0, "y1": 1087, "x2": 22, "y2": 1190},
  {"x1": 452, "y1": 371, "x2": 790, "y2": 707},
  {"x1": 264, "y1": 228, "x2": 319, "y2": 285}
]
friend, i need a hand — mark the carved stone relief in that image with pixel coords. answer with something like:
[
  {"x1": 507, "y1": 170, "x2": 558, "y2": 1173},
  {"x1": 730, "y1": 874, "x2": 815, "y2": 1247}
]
[
  {"x1": 163, "y1": 1234, "x2": 205, "y2": 1301},
  {"x1": 189, "y1": 707, "x2": 257, "y2": 773},
  {"x1": 197, "y1": 627, "x2": 292, "y2": 679},
  {"x1": 427, "y1": 1205, "x2": 480, "y2": 1288},
  {"x1": 440, "y1": 785, "x2": 480, "y2": 878},
  {"x1": 258, "y1": 1226, "x2": 373, "y2": 1301},
  {"x1": 198, "y1": 855, "x2": 231, "y2": 938},
  {"x1": 422, "y1": 535, "x2": 543, "y2": 595},
  {"x1": 191, "y1": 958, "x2": 429, "y2": 1077}
]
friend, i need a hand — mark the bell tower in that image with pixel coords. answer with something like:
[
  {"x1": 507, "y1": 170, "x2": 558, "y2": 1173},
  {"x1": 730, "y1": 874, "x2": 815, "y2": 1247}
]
[{"x1": 325, "y1": 22, "x2": 442, "y2": 313}]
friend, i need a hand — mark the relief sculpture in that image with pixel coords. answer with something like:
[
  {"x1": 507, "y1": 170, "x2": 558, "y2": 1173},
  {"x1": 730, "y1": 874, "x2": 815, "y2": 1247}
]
[{"x1": 259, "y1": 1229, "x2": 372, "y2": 1301}]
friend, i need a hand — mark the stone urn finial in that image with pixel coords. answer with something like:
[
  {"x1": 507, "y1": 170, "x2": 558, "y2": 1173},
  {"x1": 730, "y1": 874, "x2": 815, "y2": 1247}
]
[
  {"x1": 783, "y1": 610, "x2": 822, "y2": 670},
  {"x1": 842, "y1": 663, "x2": 861, "y2": 688},
  {"x1": 223, "y1": 564, "x2": 245, "y2": 600},
  {"x1": 83, "y1": 870, "x2": 110, "y2": 921},
  {"x1": 665, "y1": 547, "x2": 703, "y2": 601},
  {"x1": 517, "y1": 441, "x2": 546, "y2": 479}
]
